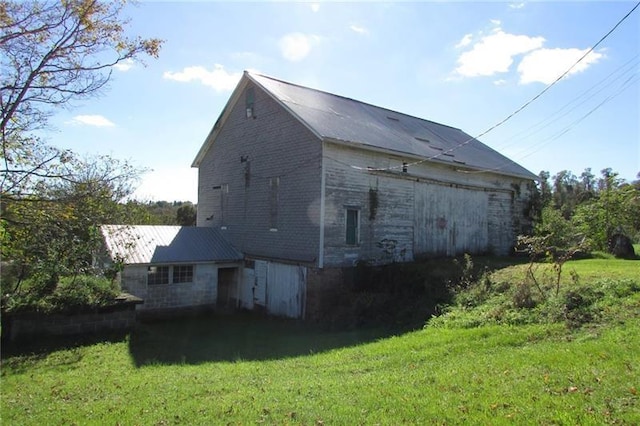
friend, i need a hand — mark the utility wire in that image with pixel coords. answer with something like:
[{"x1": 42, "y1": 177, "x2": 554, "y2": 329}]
[
  {"x1": 351, "y1": 1, "x2": 640, "y2": 173},
  {"x1": 463, "y1": 68, "x2": 639, "y2": 175},
  {"x1": 493, "y1": 54, "x2": 640, "y2": 152},
  {"x1": 514, "y1": 73, "x2": 640, "y2": 161}
]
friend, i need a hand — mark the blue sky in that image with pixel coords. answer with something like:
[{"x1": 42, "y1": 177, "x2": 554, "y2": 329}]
[{"x1": 47, "y1": 1, "x2": 639, "y2": 203}]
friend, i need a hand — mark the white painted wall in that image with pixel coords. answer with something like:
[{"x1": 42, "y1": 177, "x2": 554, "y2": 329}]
[{"x1": 121, "y1": 263, "x2": 222, "y2": 310}]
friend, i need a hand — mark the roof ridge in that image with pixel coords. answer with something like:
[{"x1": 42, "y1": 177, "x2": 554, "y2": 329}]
[{"x1": 245, "y1": 70, "x2": 463, "y2": 132}]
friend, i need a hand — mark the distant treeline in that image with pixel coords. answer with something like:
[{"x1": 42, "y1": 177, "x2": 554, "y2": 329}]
[{"x1": 126, "y1": 200, "x2": 197, "y2": 226}]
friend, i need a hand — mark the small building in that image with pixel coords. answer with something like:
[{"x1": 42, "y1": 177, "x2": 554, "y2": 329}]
[
  {"x1": 192, "y1": 71, "x2": 538, "y2": 319},
  {"x1": 100, "y1": 225, "x2": 243, "y2": 312}
]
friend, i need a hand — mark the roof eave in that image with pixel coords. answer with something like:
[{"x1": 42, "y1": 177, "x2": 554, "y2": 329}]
[
  {"x1": 191, "y1": 74, "x2": 251, "y2": 168},
  {"x1": 323, "y1": 137, "x2": 537, "y2": 181},
  {"x1": 245, "y1": 72, "x2": 324, "y2": 142}
]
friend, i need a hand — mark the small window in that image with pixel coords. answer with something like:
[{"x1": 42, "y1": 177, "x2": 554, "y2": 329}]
[
  {"x1": 346, "y1": 208, "x2": 360, "y2": 245},
  {"x1": 220, "y1": 183, "x2": 229, "y2": 226},
  {"x1": 246, "y1": 87, "x2": 255, "y2": 118},
  {"x1": 269, "y1": 177, "x2": 279, "y2": 230},
  {"x1": 148, "y1": 266, "x2": 169, "y2": 285},
  {"x1": 173, "y1": 265, "x2": 194, "y2": 283}
]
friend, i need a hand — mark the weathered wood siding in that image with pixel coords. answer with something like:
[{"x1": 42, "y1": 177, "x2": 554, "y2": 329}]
[
  {"x1": 323, "y1": 143, "x2": 415, "y2": 266},
  {"x1": 322, "y1": 142, "x2": 531, "y2": 265},
  {"x1": 413, "y1": 183, "x2": 488, "y2": 256},
  {"x1": 240, "y1": 260, "x2": 306, "y2": 318},
  {"x1": 487, "y1": 191, "x2": 515, "y2": 255},
  {"x1": 197, "y1": 81, "x2": 323, "y2": 263},
  {"x1": 266, "y1": 262, "x2": 306, "y2": 318}
]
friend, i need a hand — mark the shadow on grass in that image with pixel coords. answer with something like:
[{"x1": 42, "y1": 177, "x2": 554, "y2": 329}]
[
  {"x1": 1, "y1": 330, "x2": 129, "y2": 374},
  {"x1": 127, "y1": 311, "x2": 415, "y2": 367}
]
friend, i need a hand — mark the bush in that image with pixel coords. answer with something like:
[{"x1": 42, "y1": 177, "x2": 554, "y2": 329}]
[
  {"x1": 2, "y1": 275, "x2": 121, "y2": 314},
  {"x1": 428, "y1": 269, "x2": 639, "y2": 330}
]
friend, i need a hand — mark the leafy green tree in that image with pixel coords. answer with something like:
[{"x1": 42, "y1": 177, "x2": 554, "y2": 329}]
[
  {"x1": 537, "y1": 170, "x2": 552, "y2": 208},
  {"x1": 573, "y1": 169, "x2": 640, "y2": 250},
  {"x1": 176, "y1": 203, "x2": 197, "y2": 226},
  {"x1": 578, "y1": 167, "x2": 596, "y2": 203},
  {"x1": 552, "y1": 170, "x2": 579, "y2": 219},
  {"x1": 1, "y1": 156, "x2": 144, "y2": 292},
  {"x1": 534, "y1": 205, "x2": 578, "y2": 249}
]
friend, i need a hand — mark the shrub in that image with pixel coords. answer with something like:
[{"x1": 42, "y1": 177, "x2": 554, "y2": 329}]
[
  {"x1": 512, "y1": 282, "x2": 536, "y2": 309},
  {"x1": 428, "y1": 263, "x2": 639, "y2": 331},
  {"x1": 2, "y1": 275, "x2": 121, "y2": 314}
]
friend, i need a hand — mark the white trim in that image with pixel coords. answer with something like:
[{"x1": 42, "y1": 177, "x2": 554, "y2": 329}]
[
  {"x1": 318, "y1": 141, "x2": 326, "y2": 268},
  {"x1": 191, "y1": 75, "x2": 250, "y2": 167}
]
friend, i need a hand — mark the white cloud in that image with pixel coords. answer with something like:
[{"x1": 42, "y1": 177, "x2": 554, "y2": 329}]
[
  {"x1": 278, "y1": 33, "x2": 319, "y2": 62},
  {"x1": 493, "y1": 79, "x2": 507, "y2": 86},
  {"x1": 134, "y1": 167, "x2": 198, "y2": 203},
  {"x1": 113, "y1": 59, "x2": 135, "y2": 72},
  {"x1": 490, "y1": 19, "x2": 501, "y2": 27},
  {"x1": 163, "y1": 64, "x2": 241, "y2": 92},
  {"x1": 518, "y1": 48, "x2": 604, "y2": 84},
  {"x1": 310, "y1": 3, "x2": 320, "y2": 13},
  {"x1": 350, "y1": 24, "x2": 369, "y2": 35},
  {"x1": 509, "y1": 2, "x2": 526, "y2": 9},
  {"x1": 69, "y1": 115, "x2": 115, "y2": 127},
  {"x1": 454, "y1": 29, "x2": 545, "y2": 77},
  {"x1": 455, "y1": 33, "x2": 473, "y2": 49}
]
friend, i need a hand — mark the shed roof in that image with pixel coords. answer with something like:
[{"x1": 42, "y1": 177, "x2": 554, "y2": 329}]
[
  {"x1": 101, "y1": 225, "x2": 243, "y2": 265},
  {"x1": 246, "y1": 72, "x2": 536, "y2": 180}
]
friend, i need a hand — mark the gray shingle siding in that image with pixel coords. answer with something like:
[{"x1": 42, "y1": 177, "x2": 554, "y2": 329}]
[{"x1": 197, "y1": 82, "x2": 322, "y2": 263}]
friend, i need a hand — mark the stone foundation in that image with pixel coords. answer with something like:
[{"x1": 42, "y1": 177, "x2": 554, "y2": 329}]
[{"x1": 2, "y1": 294, "x2": 143, "y2": 342}]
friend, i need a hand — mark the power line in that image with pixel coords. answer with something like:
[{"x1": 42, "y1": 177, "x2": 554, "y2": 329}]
[
  {"x1": 493, "y1": 54, "x2": 640, "y2": 152},
  {"x1": 351, "y1": 1, "x2": 640, "y2": 174},
  {"x1": 513, "y1": 72, "x2": 640, "y2": 161}
]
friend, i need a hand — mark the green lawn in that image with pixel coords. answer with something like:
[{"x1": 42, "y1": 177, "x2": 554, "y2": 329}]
[{"x1": 2, "y1": 257, "x2": 639, "y2": 425}]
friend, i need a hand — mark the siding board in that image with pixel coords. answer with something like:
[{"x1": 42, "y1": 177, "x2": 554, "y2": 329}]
[
  {"x1": 322, "y1": 142, "x2": 523, "y2": 263},
  {"x1": 197, "y1": 81, "x2": 323, "y2": 263}
]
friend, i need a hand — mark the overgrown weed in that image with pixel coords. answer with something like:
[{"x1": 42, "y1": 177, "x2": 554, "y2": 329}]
[{"x1": 429, "y1": 252, "x2": 640, "y2": 331}]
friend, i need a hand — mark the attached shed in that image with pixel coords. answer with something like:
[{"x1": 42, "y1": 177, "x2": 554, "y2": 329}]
[{"x1": 100, "y1": 225, "x2": 243, "y2": 311}]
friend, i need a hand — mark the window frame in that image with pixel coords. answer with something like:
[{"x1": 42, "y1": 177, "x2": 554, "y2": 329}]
[
  {"x1": 345, "y1": 208, "x2": 360, "y2": 246},
  {"x1": 245, "y1": 87, "x2": 255, "y2": 118},
  {"x1": 173, "y1": 265, "x2": 194, "y2": 284},
  {"x1": 147, "y1": 265, "x2": 195, "y2": 286},
  {"x1": 147, "y1": 266, "x2": 170, "y2": 285}
]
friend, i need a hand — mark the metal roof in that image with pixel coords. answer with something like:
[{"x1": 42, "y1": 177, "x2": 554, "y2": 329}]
[
  {"x1": 247, "y1": 72, "x2": 537, "y2": 180},
  {"x1": 101, "y1": 225, "x2": 243, "y2": 265}
]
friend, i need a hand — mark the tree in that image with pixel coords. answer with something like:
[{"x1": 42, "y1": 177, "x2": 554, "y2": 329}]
[
  {"x1": 573, "y1": 169, "x2": 640, "y2": 251},
  {"x1": 176, "y1": 203, "x2": 196, "y2": 226},
  {"x1": 0, "y1": 0, "x2": 162, "y2": 197},
  {"x1": 0, "y1": 155, "x2": 144, "y2": 292},
  {"x1": 534, "y1": 205, "x2": 577, "y2": 249},
  {"x1": 537, "y1": 170, "x2": 552, "y2": 208},
  {"x1": 552, "y1": 170, "x2": 579, "y2": 219},
  {"x1": 578, "y1": 167, "x2": 596, "y2": 202}
]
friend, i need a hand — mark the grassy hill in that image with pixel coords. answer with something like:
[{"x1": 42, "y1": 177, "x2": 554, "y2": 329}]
[{"x1": 2, "y1": 257, "x2": 639, "y2": 424}]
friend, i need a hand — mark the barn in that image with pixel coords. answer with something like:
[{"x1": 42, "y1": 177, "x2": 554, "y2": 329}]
[{"x1": 192, "y1": 71, "x2": 538, "y2": 319}]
